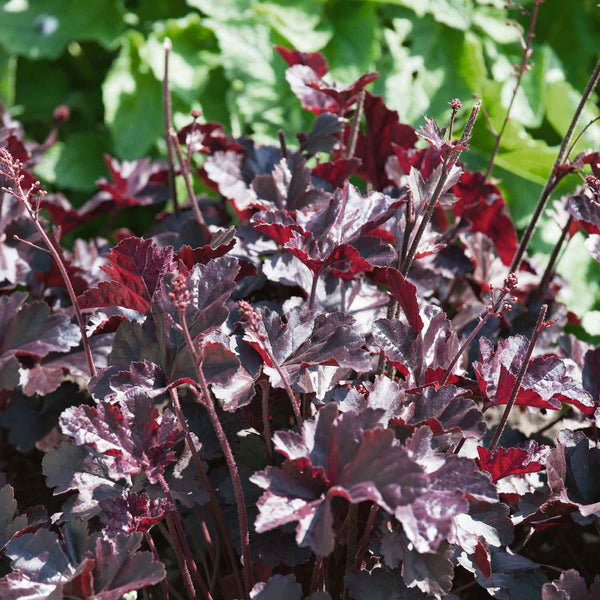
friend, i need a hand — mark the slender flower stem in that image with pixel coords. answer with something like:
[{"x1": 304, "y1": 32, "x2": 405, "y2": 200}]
[
  {"x1": 352, "y1": 503, "x2": 378, "y2": 570},
  {"x1": 0, "y1": 154, "x2": 96, "y2": 378},
  {"x1": 145, "y1": 531, "x2": 170, "y2": 600},
  {"x1": 400, "y1": 101, "x2": 481, "y2": 278},
  {"x1": 169, "y1": 130, "x2": 206, "y2": 228},
  {"x1": 346, "y1": 504, "x2": 358, "y2": 572},
  {"x1": 440, "y1": 312, "x2": 492, "y2": 386},
  {"x1": 399, "y1": 191, "x2": 413, "y2": 272},
  {"x1": 238, "y1": 301, "x2": 303, "y2": 425},
  {"x1": 196, "y1": 509, "x2": 215, "y2": 566},
  {"x1": 488, "y1": 304, "x2": 548, "y2": 453},
  {"x1": 158, "y1": 474, "x2": 212, "y2": 600},
  {"x1": 258, "y1": 379, "x2": 273, "y2": 461},
  {"x1": 310, "y1": 555, "x2": 324, "y2": 594},
  {"x1": 197, "y1": 387, "x2": 253, "y2": 598},
  {"x1": 278, "y1": 129, "x2": 288, "y2": 159},
  {"x1": 268, "y1": 353, "x2": 303, "y2": 426},
  {"x1": 168, "y1": 388, "x2": 244, "y2": 599},
  {"x1": 510, "y1": 60, "x2": 600, "y2": 273},
  {"x1": 177, "y1": 310, "x2": 253, "y2": 597},
  {"x1": 308, "y1": 267, "x2": 321, "y2": 311},
  {"x1": 346, "y1": 90, "x2": 365, "y2": 159},
  {"x1": 565, "y1": 115, "x2": 600, "y2": 161},
  {"x1": 163, "y1": 38, "x2": 179, "y2": 215},
  {"x1": 164, "y1": 511, "x2": 197, "y2": 600}
]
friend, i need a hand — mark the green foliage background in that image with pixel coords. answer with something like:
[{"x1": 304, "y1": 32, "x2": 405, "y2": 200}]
[{"x1": 0, "y1": 0, "x2": 599, "y2": 325}]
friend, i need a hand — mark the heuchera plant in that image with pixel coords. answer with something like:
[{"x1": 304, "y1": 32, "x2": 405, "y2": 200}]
[{"x1": 0, "y1": 9, "x2": 600, "y2": 599}]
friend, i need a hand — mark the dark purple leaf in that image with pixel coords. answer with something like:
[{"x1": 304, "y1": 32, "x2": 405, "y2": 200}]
[
  {"x1": 408, "y1": 163, "x2": 461, "y2": 213},
  {"x1": 385, "y1": 268, "x2": 423, "y2": 332},
  {"x1": 582, "y1": 346, "x2": 600, "y2": 402},
  {"x1": 474, "y1": 336, "x2": 594, "y2": 413},
  {"x1": 156, "y1": 256, "x2": 240, "y2": 340},
  {"x1": 0, "y1": 383, "x2": 86, "y2": 451},
  {"x1": 381, "y1": 530, "x2": 454, "y2": 597},
  {"x1": 1, "y1": 525, "x2": 165, "y2": 600},
  {"x1": 252, "y1": 153, "x2": 329, "y2": 211},
  {"x1": 43, "y1": 442, "x2": 128, "y2": 521},
  {"x1": 250, "y1": 573, "x2": 303, "y2": 600},
  {"x1": 300, "y1": 113, "x2": 344, "y2": 155},
  {"x1": 568, "y1": 193, "x2": 600, "y2": 235},
  {"x1": 251, "y1": 404, "x2": 427, "y2": 555},
  {"x1": 89, "y1": 532, "x2": 166, "y2": 599},
  {"x1": 477, "y1": 442, "x2": 548, "y2": 483},
  {"x1": 373, "y1": 305, "x2": 458, "y2": 386},
  {"x1": 203, "y1": 141, "x2": 282, "y2": 214},
  {"x1": 95, "y1": 155, "x2": 169, "y2": 207},
  {"x1": 312, "y1": 158, "x2": 361, "y2": 190},
  {"x1": 542, "y1": 569, "x2": 600, "y2": 600},
  {"x1": 242, "y1": 306, "x2": 370, "y2": 389},
  {"x1": 59, "y1": 395, "x2": 185, "y2": 483},
  {"x1": 274, "y1": 46, "x2": 329, "y2": 77},
  {"x1": 345, "y1": 568, "x2": 431, "y2": 600},
  {"x1": 352, "y1": 92, "x2": 418, "y2": 190},
  {"x1": 253, "y1": 183, "x2": 404, "y2": 276},
  {"x1": 79, "y1": 237, "x2": 176, "y2": 313},
  {"x1": 452, "y1": 171, "x2": 518, "y2": 266},
  {"x1": 99, "y1": 491, "x2": 168, "y2": 534},
  {"x1": 546, "y1": 431, "x2": 600, "y2": 517},
  {"x1": 0, "y1": 292, "x2": 80, "y2": 361}
]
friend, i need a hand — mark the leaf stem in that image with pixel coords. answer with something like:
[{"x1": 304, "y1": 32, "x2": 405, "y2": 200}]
[
  {"x1": 346, "y1": 503, "x2": 358, "y2": 571},
  {"x1": 345, "y1": 90, "x2": 365, "y2": 159},
  {"x1": 352, "y1": 503, "x2": 378, "y2": 570},
  {"x1": 145, "y1": 531, "x2": 170, "y2": 600},
  {"x1": 488, "y1": 304, "x2": 547, "y2": 453},
  {"x1": 163, "y1": 510, "x2": 198, "y2": 600},
  {"x1": 1, "y1": 154, "x2": 97, "y2": 378},
  {"x1": 258, "y1": 379, "x2": 273, "y2": 461},
  {"x1": 158, "y1": 474, "x2": 212, "y2": 600},
  {"x1": 170, "y1": 130, "x2": 207, "y2": 228},
  {"x1": 177, "y1": 310, "x2": 253, "y2": 597},
  {"x1": 278, "y1": 129, "x2": 288, "y2": 159},
  {"x1": 400, "y1": 101, "x2": 481, "y2": 278},
  {"x1": 440, "y1": 312, "x2": 491, "y2": 386},
  {"x1": 308, "y1": 267, "x2": 321, "y2": 311},
  {"x1": 510, "y1": 59, "x2": 600, "y2": 272},
  {"x1": 163, "y1": 38, "x2": 179, "y2": 215},
  {"x1": 310, "y1": 555, "x2": 324, "y2": 594},
  {"x1": 168, "y1": 388, "x2": 245, "y2": 600}
]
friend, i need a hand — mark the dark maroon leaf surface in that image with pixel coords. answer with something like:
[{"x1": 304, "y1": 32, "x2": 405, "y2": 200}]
[{"x1": 59, "y1": 395, "x2": 185, "y2": 483}]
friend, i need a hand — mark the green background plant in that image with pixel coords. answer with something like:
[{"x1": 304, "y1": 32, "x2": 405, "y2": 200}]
[{"x1": 1, "y1": 0, "x2": 599, "y2": 321}]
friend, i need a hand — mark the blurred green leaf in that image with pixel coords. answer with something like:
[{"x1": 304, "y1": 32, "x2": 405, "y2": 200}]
[
  {"x1": 380, "y1": 15, "x2": 472, "y2": 123},
  {"x1": 324, "y1": 2, "x2": 378, "y2": 84},
  {"x1": 0, "y1": 0, "x2": 124, "y2": 59},
  {"x1": 34, "y1": 131, "x2": 110, "y2": 193},
  {"x1": 102, "y1": 31, "x2": 163, "y2": 159},
  {"x1": 546, "y1": 79, "x2": 600, "y2": 153},
  {"x1": 141, "y1": 14, "x2": 219, "y2": 105},
  {"x1": 375, "y1": 0, "x2": 473, "y2": 31},
  {"x1": 0, "y1": 47, "x2": 16, "y2": 106},
  {"x1": 203, "y1": 17, "x2": 282, "y2": 140},
  {"x1": 185, "y1": 0, "x2": 253, "y2": 20},
  {"x1": 531, "y1": 223, "x2": 600, "y2": 317},
  {"x1": 256, "y1": 1, "x2": 332, "y2": 52},
  {"x1": 15, "y1": 59, "x2": 70, "y2": 121},
  {"x1": 472, "y1": 7, "x2": 520, "y2": 44}
]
